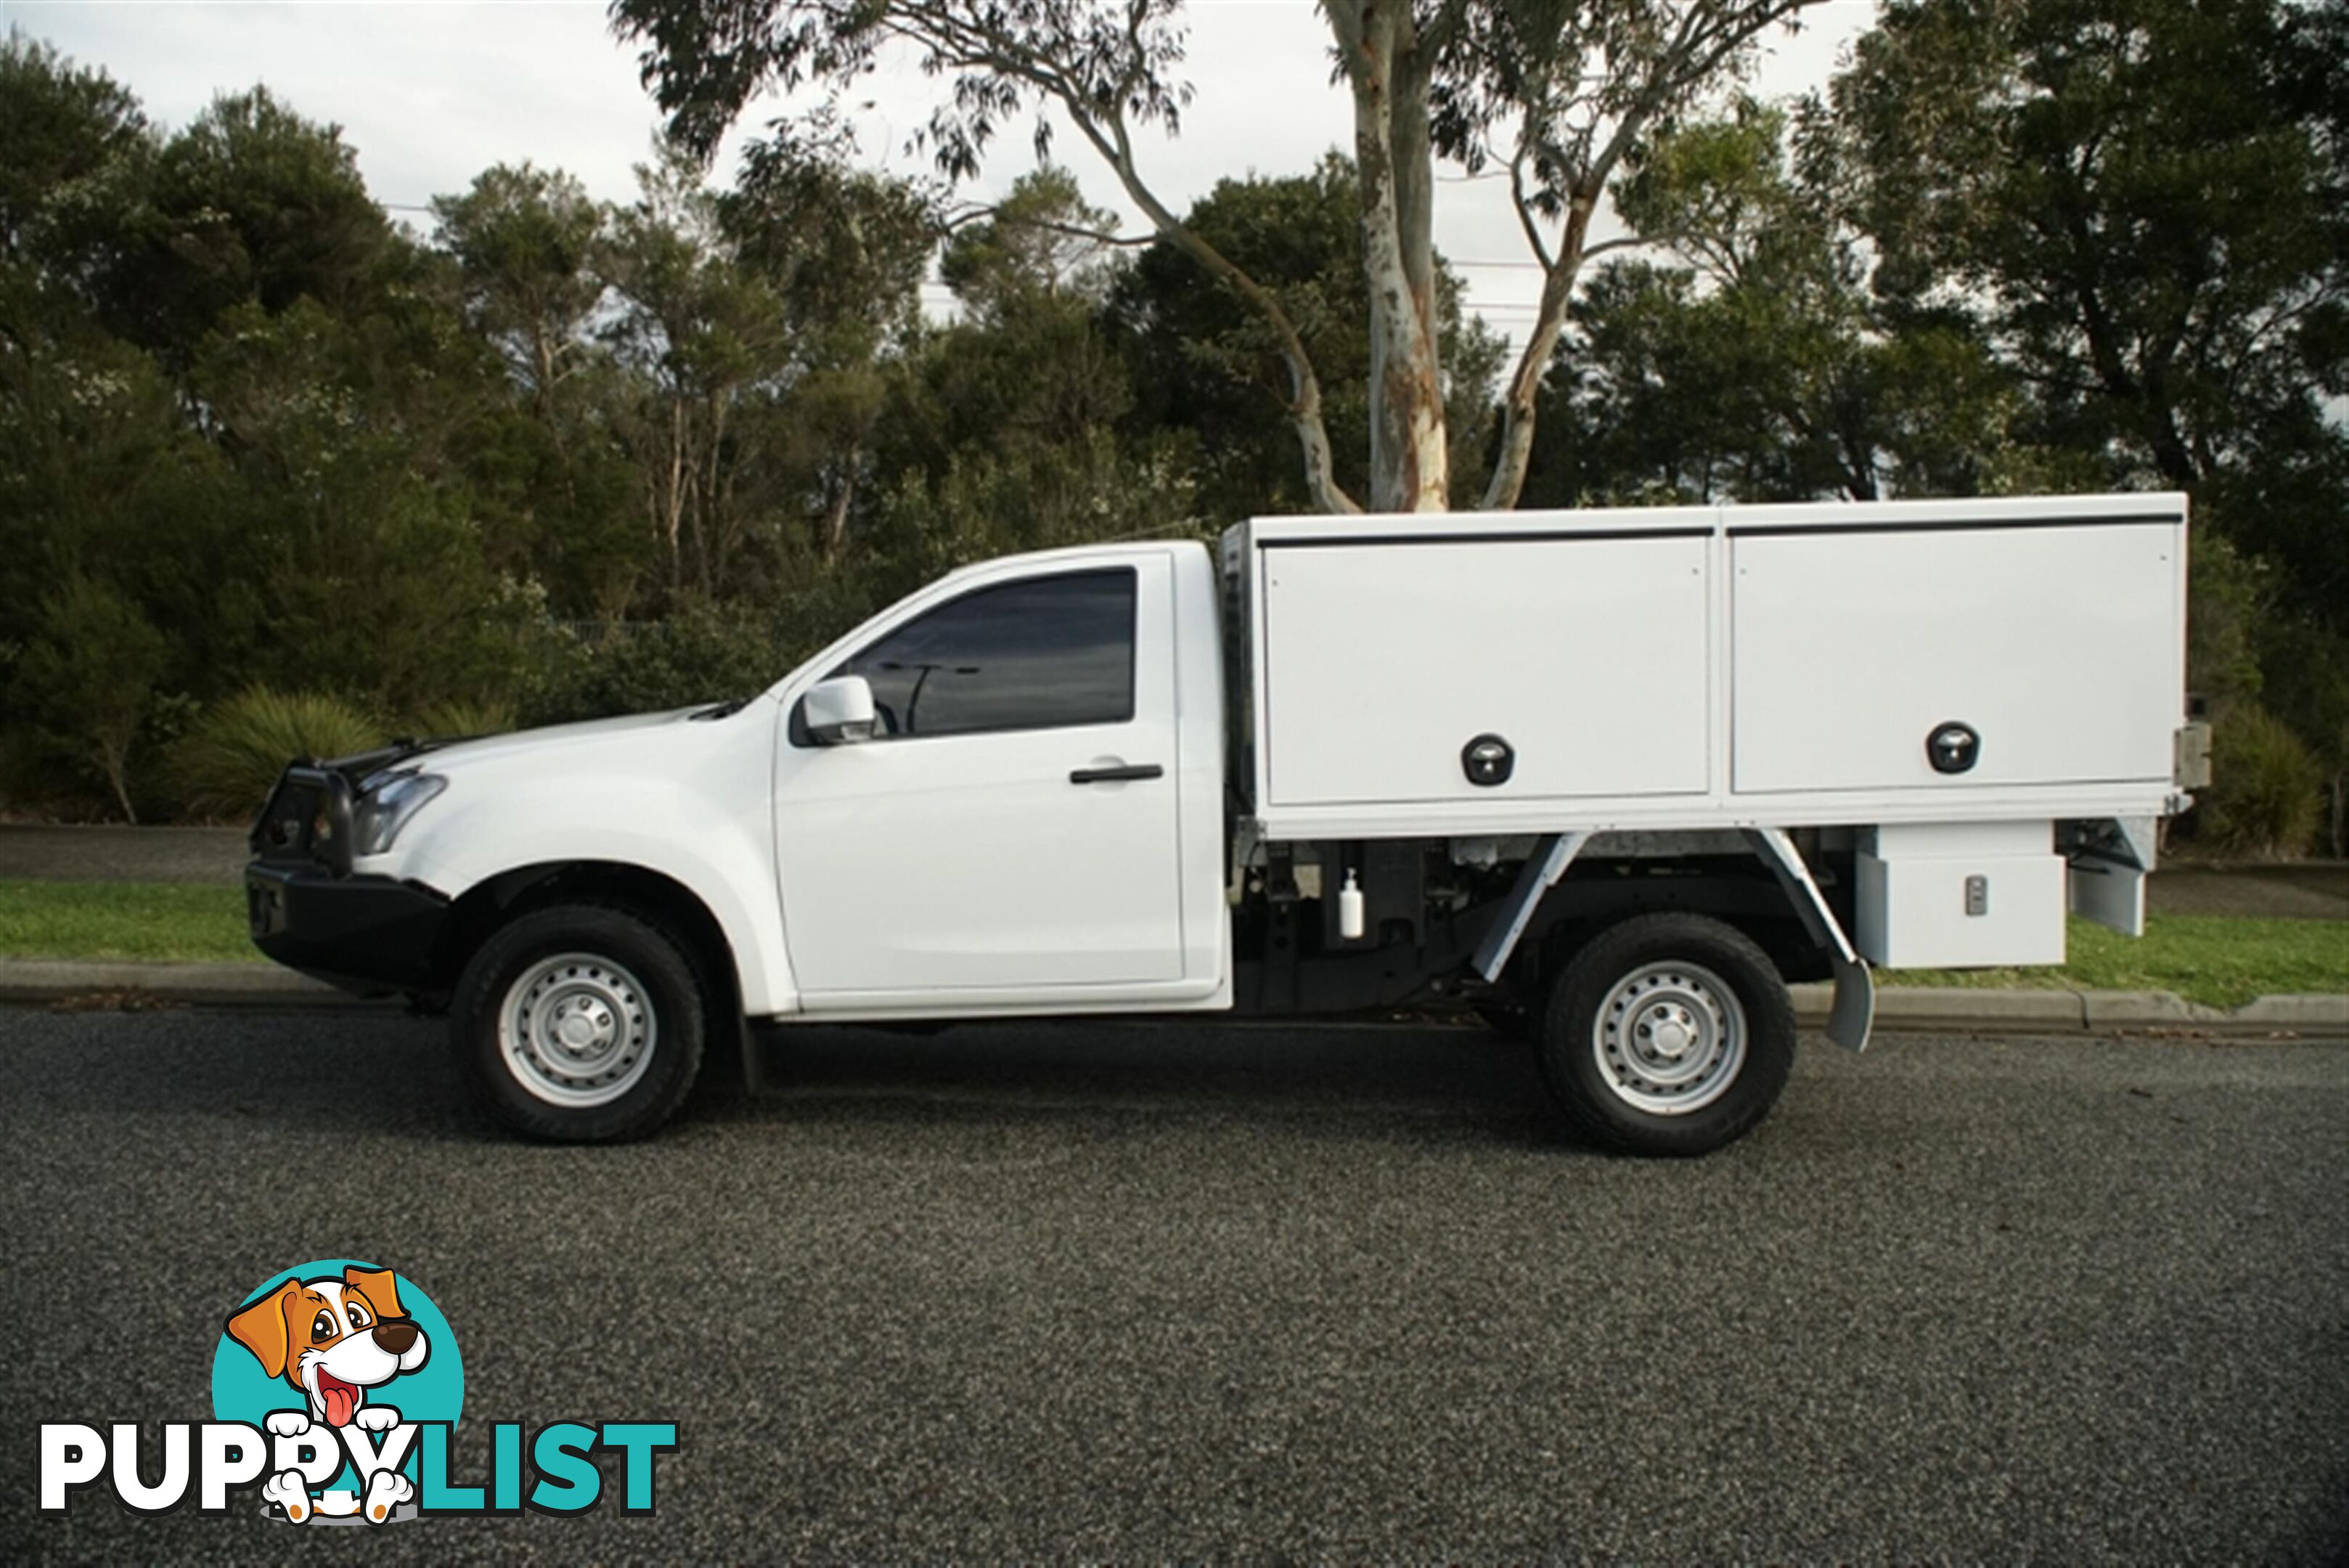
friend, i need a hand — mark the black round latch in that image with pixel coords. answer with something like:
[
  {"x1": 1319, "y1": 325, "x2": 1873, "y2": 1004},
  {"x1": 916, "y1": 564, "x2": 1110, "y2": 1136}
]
[
  {"x1": 1927, "y1": 721, "x2": 1981, "y2": 775},
  {"x1": 1463, "y1": 733, "x2": 1515, "y2": 787}
]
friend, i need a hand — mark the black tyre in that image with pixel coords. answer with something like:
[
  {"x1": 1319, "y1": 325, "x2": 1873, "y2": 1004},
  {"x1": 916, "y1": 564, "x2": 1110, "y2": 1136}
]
[
  {"x1": 1535, "y1": 912, "x2": 1795, "y2": 1156},
  {"x1": 451, "y1": 903, "x2": 710, "y2": 1142}
]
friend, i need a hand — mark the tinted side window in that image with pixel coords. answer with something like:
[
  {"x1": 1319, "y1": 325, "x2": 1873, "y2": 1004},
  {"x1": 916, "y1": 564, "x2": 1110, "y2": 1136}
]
[{"x1": 836, "y1": 568, "x2": 1137, "y2": 739}]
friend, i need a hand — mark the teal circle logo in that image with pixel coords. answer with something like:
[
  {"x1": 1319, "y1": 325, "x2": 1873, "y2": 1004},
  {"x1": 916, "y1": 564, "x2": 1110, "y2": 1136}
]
[{"x1": 211, "y1": 1260, "x2": 462, "y2": 1514}]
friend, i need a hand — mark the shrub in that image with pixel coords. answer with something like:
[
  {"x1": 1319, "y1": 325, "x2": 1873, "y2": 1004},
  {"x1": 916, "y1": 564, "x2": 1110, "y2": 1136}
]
[
  {"x1": 2194, "y1": 703, "x2": 2324, "y2": 859},
  {"x1": 2255, "y1": 613, "x2": 2349, "y2": 857},
  {"x1": 2184, "y1": 532, "x2": 2270, "y2": 711},
  {"x1": 171, "y1": 687, "x2": 384, "y2": 821},
  {"x1": 520, "y1": 603, "x2": 799, "y2": 727},
  {"x1": 4, "y1": 574, "x2": 171, "y2": 822},
  {"x1": 409, "y1": 699, "x2": 515, "y2": 740}
]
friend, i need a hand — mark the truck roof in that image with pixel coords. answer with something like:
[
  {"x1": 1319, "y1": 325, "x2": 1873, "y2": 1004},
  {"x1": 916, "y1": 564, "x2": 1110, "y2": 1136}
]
[
  {"x1": 1236, "y1": 491, "x2": 2188, "y2": 547},
  {"x1": 927, "y1": 536, "x2": 1209, "y2": 588}
]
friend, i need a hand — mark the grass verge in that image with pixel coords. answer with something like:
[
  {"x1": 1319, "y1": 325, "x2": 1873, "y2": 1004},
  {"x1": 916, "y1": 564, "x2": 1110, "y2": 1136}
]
[
  {"x1": 0, "y1": 880, "x2": 259, "y2": 963},
  {"x1": 1879, "y1": 914, "x2": 2347, "y2": 1008},
  {"x1": 0, "y1": 884, "x2": 2340, "y2": 1006}
]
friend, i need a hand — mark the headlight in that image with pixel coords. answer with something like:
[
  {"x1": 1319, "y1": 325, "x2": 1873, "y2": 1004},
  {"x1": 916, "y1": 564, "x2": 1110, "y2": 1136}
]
[{"x1": 353, "y1": 772, "x2": 447, "y2": 857}]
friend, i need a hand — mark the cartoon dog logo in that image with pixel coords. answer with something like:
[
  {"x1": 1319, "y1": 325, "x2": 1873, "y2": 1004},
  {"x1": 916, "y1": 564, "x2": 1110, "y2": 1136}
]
[{"x1": 224, "y1": 1265, "x2": 430, "y2": 1524}]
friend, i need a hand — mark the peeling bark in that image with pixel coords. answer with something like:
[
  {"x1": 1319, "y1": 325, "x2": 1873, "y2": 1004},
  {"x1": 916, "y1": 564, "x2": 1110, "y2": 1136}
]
[{"x1": 1331, "y1": 0, "x2": 1448, "y2": 513}]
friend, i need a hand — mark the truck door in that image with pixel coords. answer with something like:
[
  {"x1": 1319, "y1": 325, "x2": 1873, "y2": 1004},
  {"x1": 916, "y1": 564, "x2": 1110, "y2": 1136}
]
[{"x1": 772, "y1": 558, "x2": 1190, "y2": 1005}]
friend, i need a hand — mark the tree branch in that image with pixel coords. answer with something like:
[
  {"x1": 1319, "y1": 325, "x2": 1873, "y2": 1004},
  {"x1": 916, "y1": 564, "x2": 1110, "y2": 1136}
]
[
  {"x1": 1508, "y1": 146, "x2": 1556, "y2": 272},
  {"x1": 1064, "y1": 97, "x2": 1360, "y2": 513},
  {"x1": 1580, "y1": 234, "x2": 1648, "y2": 264}
]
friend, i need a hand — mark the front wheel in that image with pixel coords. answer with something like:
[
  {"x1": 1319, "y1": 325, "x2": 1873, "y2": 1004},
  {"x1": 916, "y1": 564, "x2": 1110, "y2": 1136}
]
[
  {"x1": 1535, "y1": 912, "x2": 1795, "y2": 1156},
  {"x1": 452, "y1": 903, "x2": 709, "y2": 1142}
]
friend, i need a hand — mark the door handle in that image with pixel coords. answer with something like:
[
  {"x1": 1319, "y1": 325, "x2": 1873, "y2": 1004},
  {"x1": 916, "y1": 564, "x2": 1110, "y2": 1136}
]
[{"x1": 1069, "y1": 763, "x2": 1164, "y2": 784}]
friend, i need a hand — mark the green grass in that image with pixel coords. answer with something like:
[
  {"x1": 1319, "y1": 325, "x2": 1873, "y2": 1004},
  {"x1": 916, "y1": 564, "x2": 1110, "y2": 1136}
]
[
  {"x1": 0, "y1": 883, "x2": 2342, "y2": 1006},
  {"x1": 0, "y1": 880, "x2": 261, "y2": 963},
  {"x1": 1879, "y1": 914, "x2": 2348, "y2": 1008}
]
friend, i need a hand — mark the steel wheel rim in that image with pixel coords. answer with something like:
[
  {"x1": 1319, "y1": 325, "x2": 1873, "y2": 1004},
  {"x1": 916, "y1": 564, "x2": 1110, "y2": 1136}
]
[
  {"x1": 498, "y1": 952, "x2": 657, "y2": 1108},
  {"x1": 1590, "y1": 960, "x2": 1747, "y2": 1116}
]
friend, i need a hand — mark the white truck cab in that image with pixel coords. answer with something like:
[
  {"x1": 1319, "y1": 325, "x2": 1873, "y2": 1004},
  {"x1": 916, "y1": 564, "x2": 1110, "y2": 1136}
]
[{"x1": 248, "y1": 494, "x2": 2201, "y2": 1154}]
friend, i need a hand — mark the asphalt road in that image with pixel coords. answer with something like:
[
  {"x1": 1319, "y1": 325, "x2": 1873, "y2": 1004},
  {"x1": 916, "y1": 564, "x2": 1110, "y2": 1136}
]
[{"x1": 3, "y1": 1010, "x2": 2345, "y2": 1564}]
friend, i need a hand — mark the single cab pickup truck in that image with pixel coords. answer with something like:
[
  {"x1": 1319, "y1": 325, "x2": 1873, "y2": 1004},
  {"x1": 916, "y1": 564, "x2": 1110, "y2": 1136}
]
[{"x1": 248, "y1": 494, "x2": 2202, "y2": 1153}]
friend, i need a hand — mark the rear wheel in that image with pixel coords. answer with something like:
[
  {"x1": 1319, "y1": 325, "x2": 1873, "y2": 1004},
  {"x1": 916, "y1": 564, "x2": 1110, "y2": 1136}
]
[
  {"x1": 1536, "y1": 912, "x2": 1794, "y2": 1156},
  {"x1": 452, "y1": 903, "x2": 709, "y2": 1142}
]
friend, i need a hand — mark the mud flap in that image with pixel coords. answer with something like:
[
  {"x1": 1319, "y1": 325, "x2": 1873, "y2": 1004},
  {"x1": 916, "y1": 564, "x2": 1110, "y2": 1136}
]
[
  {"x1": 1823, "y1": 952, "x2": 1876, "y2": 1053},
  {"x1": 1743, "y1": 827, "x2": 1875, "y2": 1053},
  {"x1": 738, "y1": 1015, "x2": 766, "y2": 1095}
]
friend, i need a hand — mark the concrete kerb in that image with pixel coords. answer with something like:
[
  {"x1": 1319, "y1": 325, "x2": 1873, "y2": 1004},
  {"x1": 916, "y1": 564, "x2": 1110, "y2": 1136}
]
[
  {"x1": 1789, "y1": 982, "x2": 2346, "y2": 1037},
  {"x1": 0, "y1": 960, "x2": 391, "y2": 1010},
  {"x1": 0, "y1": 959, "x2": 2340, "y2": 1037}
]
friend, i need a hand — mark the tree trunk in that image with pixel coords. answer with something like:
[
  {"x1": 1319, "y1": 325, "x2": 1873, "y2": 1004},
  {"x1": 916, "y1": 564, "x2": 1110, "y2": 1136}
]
[
  {"x1": 101, "y1": 740, "x2": 137, "y2": 825},
  {"x1": 1482, "y1": 202, "x2": 1590, "y2": 512},
  {"x1": 663, "y1": 394, "x2": 687, "y2": 593},
  {"x1": 1332, "y1": 1, "x2": 1448, "y2": 513},
  {"x1": 703, "y1": 391, "x2": 732, "y2": 596},
  {"x1": 2070, "y1": 264, "x2": 2200, "y2": 486},
  {"x1": 534, "y1": 322, "x2": 560, "y2": 417},
  {"x1": 822, "y1": 446, "x2": 859, "y2": 562}
]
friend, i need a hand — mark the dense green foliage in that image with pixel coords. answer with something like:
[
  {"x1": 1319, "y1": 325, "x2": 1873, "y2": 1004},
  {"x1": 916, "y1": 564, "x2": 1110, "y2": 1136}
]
[
  {"x1": 1533, "y1": 0, "x2": 2347, "y2": 849},
  {"x1": 167, "y1": 687, "x2": 385, "y2": 820},
  {"x1": 2194, "y1": 705, "x2": 2326, "y2": 859},
  {"x1": 1, "y1": 4, "x2": 2342, "y2": 847}
]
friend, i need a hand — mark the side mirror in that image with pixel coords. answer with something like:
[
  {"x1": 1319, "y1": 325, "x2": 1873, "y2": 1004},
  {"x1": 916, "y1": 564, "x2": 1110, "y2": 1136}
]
[{"x1": 804, "y1": 674, "x2": 878, "y2": 745}]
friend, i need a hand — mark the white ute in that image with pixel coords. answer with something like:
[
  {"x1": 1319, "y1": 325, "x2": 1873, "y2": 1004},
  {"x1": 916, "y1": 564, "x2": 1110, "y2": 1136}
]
[{"x1": 246, "y1": 493, "x2": 2203, "y2": 1153}]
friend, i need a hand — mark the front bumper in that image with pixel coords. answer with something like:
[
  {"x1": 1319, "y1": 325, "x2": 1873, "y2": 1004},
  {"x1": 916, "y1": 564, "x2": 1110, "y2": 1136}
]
[{"x1": 245, "y1": 862, "x2": 449, "y2": 997}]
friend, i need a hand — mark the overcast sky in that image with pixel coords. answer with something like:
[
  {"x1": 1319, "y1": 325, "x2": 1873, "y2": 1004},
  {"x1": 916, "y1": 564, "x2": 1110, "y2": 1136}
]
[{"x1": 5, "y1": 0, "x2": 1879, "y2": 330}]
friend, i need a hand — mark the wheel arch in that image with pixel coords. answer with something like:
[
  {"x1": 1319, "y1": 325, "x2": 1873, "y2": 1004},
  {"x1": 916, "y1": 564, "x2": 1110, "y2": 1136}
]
[
  {"x1": 428, "y1": 861, "x2": 743, "y2": 1020},
  {"x1": 1514, "y1": 868, "x2": 1833, "y2": 996},
  {"x1": 1502, "y1": 830, "x2": 1873, "y2": 1055}
]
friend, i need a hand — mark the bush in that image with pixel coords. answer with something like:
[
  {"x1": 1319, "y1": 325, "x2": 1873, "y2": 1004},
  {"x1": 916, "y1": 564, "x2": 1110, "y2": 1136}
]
[
  {"x1": 2256, "y1": 613, "x2": 2349, "y2": 856},
  {"x1": 170, "y1": 687, "x2": 384, "y2": 820},
  {"x1": 4, "y1": 574, "x2": 171, "y2": 822},
  {"x1": 521, "y1": 603, "x2": 804, "y2": 727},
  {"x1": 409, "y1": 698, "x2": 515, "y2": 740},
  {"x1": 2185, "y1": 532, "x2": 2269, "y2": 710},
  {"x1": 2194, "y1": 703, "x2": 2324, "y2": 859}
]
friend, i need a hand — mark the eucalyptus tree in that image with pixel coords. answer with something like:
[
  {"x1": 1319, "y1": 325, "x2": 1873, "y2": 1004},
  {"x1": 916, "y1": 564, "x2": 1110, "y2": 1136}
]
[
  {"x1": 0, "y1": 28, "x2": 148, "y2": 261},
  {"x1": 1533, "y1": 98, "x2": 2030, "y2": 506},
  {"x1": 1822, "y1": 0, "x2": 2347, "y2": 502},
  {"x1": 1109, "y1": 156, "x2": 1503, "y2": 520},
  {"x1": 940, "y1": 164, "x2": 1124, "y2": 317},
  {"x1": 85, "y1": 86, "x2": 394, "y2": 364},
  {"x1": 433, "y1": 163, "x2": 610, "y2": 413},
  {"x1": 608, "y1": 0, "x2": 1821, "y2": 514},
  {"x1": 601, "y1": 129, "x2": 935, "y2": 596}
]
